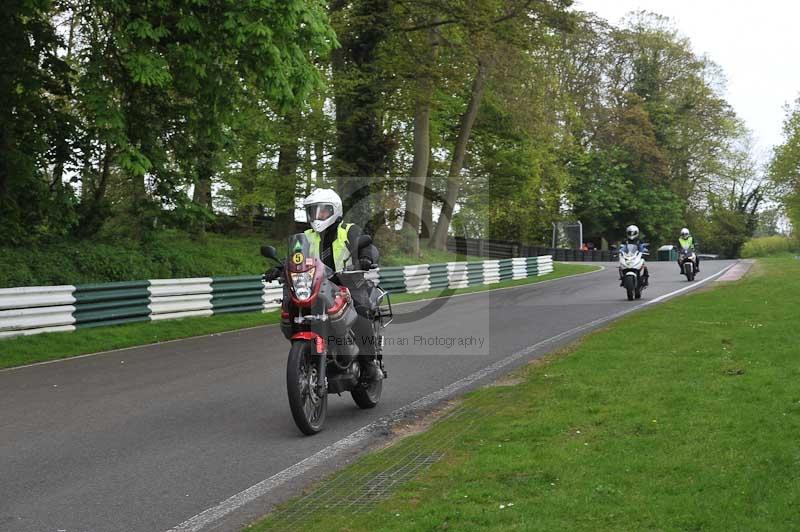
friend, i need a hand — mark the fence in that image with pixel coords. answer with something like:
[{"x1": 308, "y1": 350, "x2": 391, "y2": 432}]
[
  {"x1": 0, "y1": 255, "x2": 553, "y2": 340},
  {"x1": 0, "y1": 277, "x2": 282, "y2": 339},
  {"x1": 370, "y1": 255, "x2": 553, "y2": 295}
]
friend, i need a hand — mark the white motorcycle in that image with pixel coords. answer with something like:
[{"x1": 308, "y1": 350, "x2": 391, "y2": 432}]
[
  {"x1": 618, "y1": 243, "x2": 647, "y2": 301},
  {"x1": 678, "y1": 247, "x2": 698, "y2": 282}
]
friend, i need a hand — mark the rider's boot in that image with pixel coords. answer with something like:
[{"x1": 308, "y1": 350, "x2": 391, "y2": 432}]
[{"x1": 362, "y1": 359, "x2": 384, "y2": 382}]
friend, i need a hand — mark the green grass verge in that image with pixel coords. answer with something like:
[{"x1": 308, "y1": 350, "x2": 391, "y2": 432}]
[
  {"x1": 0, "y1": 263, "x2": 598, "y2": 369},
  {"x1": 381, "y1": 247, "x2": 484, "y2": 267},
  {"x1": 0, "y1": 311, "x2": 281, "y2": 369},
  {"x1": 248, "y1": 258, "x2": 800, "y2": 532}
]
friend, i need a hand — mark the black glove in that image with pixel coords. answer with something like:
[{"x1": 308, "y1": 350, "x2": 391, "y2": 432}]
[
  {"x1": 264, "y1": 265, "x2": 284, "y2": 282},
  {"x1": 359, "y1": 257, "x2": 375, "y2": 270}
]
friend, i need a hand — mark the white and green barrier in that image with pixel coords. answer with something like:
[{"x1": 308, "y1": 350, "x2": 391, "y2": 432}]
[
  {"x1": 369, "y1": 255, "x2": 553, "y2": 295},
  {"x1": 0, "y1": 256, "x2": 552, "y2": 339},
  {"x1": 0, "y1": 277, "x2": 283, "y2": 339}
]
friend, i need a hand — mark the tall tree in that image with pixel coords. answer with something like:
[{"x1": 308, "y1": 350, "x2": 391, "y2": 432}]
[
  {"x1": 331, "y1": 0, "x2": 392, "y2": 230},
  {"x1": 770, "y1": 97, "x2": 800, "y2": 231}
]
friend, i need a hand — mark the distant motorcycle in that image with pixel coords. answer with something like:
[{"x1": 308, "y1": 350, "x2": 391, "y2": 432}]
[
  {"x1": 618, "y1": 243, "x2": 647, "y2": 301},
  {"x1": 678, "y1": 247, "x2": 698, "y2": 282},
  {"x1": 261, "y1": 233, "x2": 392, "y2": 435}
]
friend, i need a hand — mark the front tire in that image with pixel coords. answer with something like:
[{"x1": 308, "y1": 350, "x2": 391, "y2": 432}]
[
  {"x1": 624, "y1": 276, "x2": 635, "y2": 301},
  {"x1": 286, "y1": 341, "x2": 327, "y2": 435}
]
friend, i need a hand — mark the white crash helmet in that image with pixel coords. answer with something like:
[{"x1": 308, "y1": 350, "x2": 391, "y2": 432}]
[
  {"x1": 626, "y1": 224, "x2": 640, "y2": 240},
  {"x1": 303, "y1": 188, "x2": 343, "y2": 233},
  {"x1": 680, "y1": 227, "x2": 690, "y2": 238}
]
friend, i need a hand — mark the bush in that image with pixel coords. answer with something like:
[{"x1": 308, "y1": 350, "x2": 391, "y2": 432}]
[
  {"x1": 740, "y1": 235, "x2": 799, "y2": 258},
  {"x1": 0, "y1": 230, "x2": 276, "y2": 288},
  {"x1": 0, "y1": 229, "x2": 478, "y2": 288}
]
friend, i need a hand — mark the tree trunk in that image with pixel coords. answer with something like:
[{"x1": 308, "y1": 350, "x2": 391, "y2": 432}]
[
  {"x1": 96, "y1": 145, "x2": 111, "y2": 204},
  {"x1": 274, "y1": 114, "x2": 300, "y2": 237},
  {"x1": 401, "y1": 26, "x2": 440, "y2": 256},
  {"x1": 239, "y1": 139, "x2": 259, "y2": 225},
  {"x1": 429, "y1": 57, "x2": 490, "y2": 250},
  {"x1": 310, "y1": 95, "x2": 325, "y2": 187},
  {"x1": 420, "y1": 162, "x2": 434, "y2": 242},
  {"x1": 304, "y1": 139, "x2": 314, "y2": 196},
  {"x1": 331, "y1": 0, "x2": 391, "y2": 229},
  {"x1": 192, "y1": 168, "x2": 213, "y2": 209},
  {"x1": 314, "y1": 139, "x2": 325, "y2": 187},
  {"x1": 401, "y1": 99, "x2": 432, "y2": 255}
]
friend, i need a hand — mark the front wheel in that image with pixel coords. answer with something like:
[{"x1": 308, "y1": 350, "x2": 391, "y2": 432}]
[
  {"x1": 623, "y1": 275, "x2": 635, "y2": 301},
  {"x1": 286, "y1": 341, "x2": 327, "y2": 435}
]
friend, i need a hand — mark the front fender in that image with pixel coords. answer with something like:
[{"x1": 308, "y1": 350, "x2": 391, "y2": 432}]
[{"x1": 291, "y1": 332, "x2": 326, "y2": 354}]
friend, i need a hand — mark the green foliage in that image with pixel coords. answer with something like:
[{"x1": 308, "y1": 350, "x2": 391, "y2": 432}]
[
  {"x1": 741, "y1": 236, "x2": 799, "y2": 258},
  {"x1": 1, "y1": 0, "x2": 335, "y2": 242},
  {"x1": 0, "y1": 231, "x2": 277, "y2": 288},
  {"x1": 0, "y1": 0, "x2": 77, "y2": 244},
  {"x1": 770, "y1": 97, "x2": 800, "y2": 230},
  {"x1": 566, "y1": 12, "x2": 751, "y2": 249},
  {"x1": 0, "y1": 2, "x2": 771, "y2": 270}
]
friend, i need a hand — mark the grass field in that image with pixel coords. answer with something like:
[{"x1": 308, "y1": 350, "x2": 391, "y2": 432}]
[
  {"x1": 0, "y1": 263, "x2": 599, "y2": 369},
  {"x1": 248, "y1": 257, "x2": 800, "y2": 532}
]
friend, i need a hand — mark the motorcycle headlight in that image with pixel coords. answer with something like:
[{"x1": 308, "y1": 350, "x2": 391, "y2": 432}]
[{"x1": 291, "y1": 269, "x2": 315, "y2": 300}]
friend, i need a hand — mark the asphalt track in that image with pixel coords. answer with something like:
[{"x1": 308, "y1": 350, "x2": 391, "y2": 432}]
[{"x1": 0, "y1": 260, "x2": 734, "y2": 532}]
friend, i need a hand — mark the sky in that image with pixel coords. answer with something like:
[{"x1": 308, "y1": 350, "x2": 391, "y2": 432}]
[{"x1": 577, "y1": 0, "x2": 800, "y2": 156}]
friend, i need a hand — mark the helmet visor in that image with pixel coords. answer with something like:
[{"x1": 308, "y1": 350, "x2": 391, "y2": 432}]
[
  {"x1": 306, "y1": 204, "x2": 335, "y2": 223},
  {"x1": 627, "y1": 229, "x2": 638, "y2": 238}
]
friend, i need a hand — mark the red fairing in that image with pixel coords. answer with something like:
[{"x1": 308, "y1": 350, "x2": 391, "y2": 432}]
[{"x1": 291, "y1": 331, "x2": 326, "y2": 354}]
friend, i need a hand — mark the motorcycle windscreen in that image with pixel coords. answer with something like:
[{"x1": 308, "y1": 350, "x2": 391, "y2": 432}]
[
  {"x1": 286, "y1": 233, "x2": 316, "y2": 274},
  {"x1": 620, "y1": 243, "x2": 640, "y2": 255}
]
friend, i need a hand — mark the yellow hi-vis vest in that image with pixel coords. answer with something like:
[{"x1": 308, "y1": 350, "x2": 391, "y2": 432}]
[
  {"x1": 304, "y1": 223, "x2": 353, "y2": 272},
  {"x1": 679, "y1": 236, "x2": 694, "y2": 249}
]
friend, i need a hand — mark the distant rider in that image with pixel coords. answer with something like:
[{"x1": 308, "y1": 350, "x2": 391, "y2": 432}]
[
  {"x1": 676, "y1": 227, "x2": 699, "y2": 273},
  {"x1": 620, "y1": 224, "x2": 649, "y2": 287}
]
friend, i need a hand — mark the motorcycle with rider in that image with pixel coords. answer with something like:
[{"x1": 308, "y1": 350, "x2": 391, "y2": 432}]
[
  {"x1": 676, "y1": 227, "x2": 699, "y2": 281},
  {"x1": 618, "y1": 224, "x2": 650, "y2": 301},
  {"x1": 262, "y1": 189, "x2": 391, "y2": 435}
]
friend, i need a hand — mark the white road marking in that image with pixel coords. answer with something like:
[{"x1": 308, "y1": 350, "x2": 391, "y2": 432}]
[{"x1": 166, "y1": 262, "x2": 736, "y2": 532}]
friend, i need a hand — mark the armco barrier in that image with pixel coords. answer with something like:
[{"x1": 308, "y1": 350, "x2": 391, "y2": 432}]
[
  {"x1": 149, "y1": 278, "x2": 213, "y2": 321},
  {"x1": 0, "y1": 255, "x2": 553, "y2": 339},
  {"x1": 73, "y1": 281, "x2": 151, "y2": 329},
  {"x1": 0, "y1": 286, "x2": 77, "y2": 339},
  {"x1": 211, "y1": 276, "x2": 264, "y2": 315}
]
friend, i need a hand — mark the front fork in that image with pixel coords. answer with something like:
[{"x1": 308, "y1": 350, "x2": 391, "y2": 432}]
[{"x1": 316, "y1": 352, "x2": 327, "y2": 396}]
